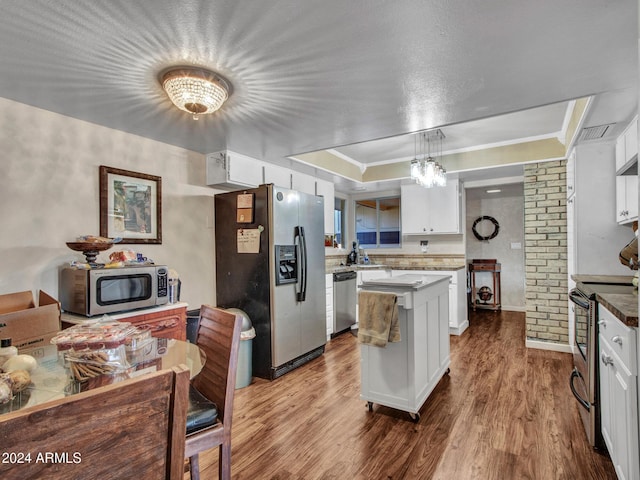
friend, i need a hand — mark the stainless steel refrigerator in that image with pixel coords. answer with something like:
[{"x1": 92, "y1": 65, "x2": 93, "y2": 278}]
[{"x1": 214, "y1": 184, "x2": 326, "y2": 380}]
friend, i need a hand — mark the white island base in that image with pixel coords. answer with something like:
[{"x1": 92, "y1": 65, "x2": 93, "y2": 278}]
[{"x1": 359, "y1": 274, "x2": 451, "y2": 422}]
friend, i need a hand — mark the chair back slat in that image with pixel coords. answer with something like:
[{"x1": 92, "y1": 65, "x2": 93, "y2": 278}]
[
  {"x1": 0, "y1": 365, "x2": 189, "y2": 480},
  {"x1": 193, "y1": 305, "x2": 242, "y2": 423}
]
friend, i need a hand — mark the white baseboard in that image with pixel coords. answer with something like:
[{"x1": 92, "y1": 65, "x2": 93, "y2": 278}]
[
  {"x1": 502, "y1": 305, "x2": 526, "y2": 312},
  {"x1": 525, "y1": 339, "x2": 572, "y2": 353},
  {"x1": 449, "y1": 320, "x2": 469, "y2": 336}
]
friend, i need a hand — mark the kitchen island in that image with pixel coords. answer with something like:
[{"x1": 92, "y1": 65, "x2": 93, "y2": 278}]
[{"x1": 359, "y1": 274, "x2": 450, "y2": 421}]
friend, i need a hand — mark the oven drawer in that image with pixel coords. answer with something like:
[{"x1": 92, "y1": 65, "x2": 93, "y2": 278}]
[{"x1": 598, "y1": 305, "x2": 637, "y2": 373}]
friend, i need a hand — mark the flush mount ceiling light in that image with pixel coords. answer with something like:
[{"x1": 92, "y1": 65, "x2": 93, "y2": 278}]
[
  {"x1": 160, "y1": 67, "x2": 231, "y2": 119},
  {"x1": 410, "y1": 129, "x2": 446, "y2": 188}
]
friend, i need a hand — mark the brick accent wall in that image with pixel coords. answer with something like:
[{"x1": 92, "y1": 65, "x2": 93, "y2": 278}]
[{"x1": 523, "y1": 160, "x2": 569, "y2": 345}]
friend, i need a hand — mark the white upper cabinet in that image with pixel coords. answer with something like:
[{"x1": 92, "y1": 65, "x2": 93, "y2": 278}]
[
  {"x1": 616, "y1": 175, "x2": 638, "y2": 224},
  {"x1": 206, "y1": 151, "x2": 263, "y2": 189},
  {"x1": 291, "y1": 171, "x2": 317, "y2": 195},
  {"x1": 316, "y1": 179, "x2": 335, "y2": 234},
  {"x1": 401, "y1": 181, "x2": 461, "y2": 234},
  {"x1": 263, "y1": 163, "x2": 291, "y2": 189},
  {"x1": 615, "y1": 117, "x2": 639, "y2": 225},
  {"x1": 615, "y1": 116, "x2": 638, "y2": 174}
]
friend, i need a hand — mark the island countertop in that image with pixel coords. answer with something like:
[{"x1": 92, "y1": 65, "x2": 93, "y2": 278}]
[
  {"x1": 360, "y1": 274, "x2": 450, "y2": 290},
  {"x1": 327, "y1": 264, "x2": 465, "y2": 274}
]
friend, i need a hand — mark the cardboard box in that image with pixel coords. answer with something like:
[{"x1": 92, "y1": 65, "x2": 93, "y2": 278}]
[
  {"x1": 0, "y1": 290, "x2": 61, "y2": 351},
  {"x1": 14, "y1": 332, "x2": 59, "y2": 358}
]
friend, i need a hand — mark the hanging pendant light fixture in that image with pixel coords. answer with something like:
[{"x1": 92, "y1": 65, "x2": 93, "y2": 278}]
[
  {"x1": 160, "y1": 66, "x2": 232, "y2": 120},
  {"x1": 410, "y1": 129, "x2": 446, "y2": 187}
]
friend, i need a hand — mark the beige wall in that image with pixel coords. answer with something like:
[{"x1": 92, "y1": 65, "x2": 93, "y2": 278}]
[{"x1": 0, "y1": 97, "x2": 221, "y2": 308}]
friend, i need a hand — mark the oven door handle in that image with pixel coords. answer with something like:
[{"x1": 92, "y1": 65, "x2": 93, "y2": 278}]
[
  {"x1": 569, "y1": 289, "x2": 590, "y2": 310},
  {"x1": 569, "y1": 368, "x2": 590, "y2": 411}
]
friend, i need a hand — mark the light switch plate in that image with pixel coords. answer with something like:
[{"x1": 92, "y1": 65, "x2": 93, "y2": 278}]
[{"x1": 511, "y1": 242, "x2": 522, "y2": 249}]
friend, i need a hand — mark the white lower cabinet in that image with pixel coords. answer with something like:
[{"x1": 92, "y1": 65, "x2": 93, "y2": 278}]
[
  {"x1": 325, "y1": 273, "x2": 334, "y2": 338},
  {"x1": 391, "y1": 269, "x2": 467, "y2": 335},
  {"x1": 598, "y1": 306, "x2": 639, "y2": 480},
  {"x1": 353, "y1": 268, "x2": 468, "y2": 336}
]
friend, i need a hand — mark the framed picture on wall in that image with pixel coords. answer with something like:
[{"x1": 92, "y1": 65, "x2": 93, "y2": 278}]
[{"x1": 99, "y1": 165, "x2": 162, "y2": 244}]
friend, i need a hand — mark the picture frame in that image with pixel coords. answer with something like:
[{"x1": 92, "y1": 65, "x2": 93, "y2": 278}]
[{"x1": 99, "y1": 166, "x2": 162, "y2": 244}]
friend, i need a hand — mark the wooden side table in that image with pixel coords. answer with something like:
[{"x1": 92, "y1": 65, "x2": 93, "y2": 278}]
[{"x1": 469, "y1": 259, "x2": 501, "y2": 311}]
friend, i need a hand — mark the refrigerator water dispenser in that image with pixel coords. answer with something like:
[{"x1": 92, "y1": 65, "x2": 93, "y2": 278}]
[{"x1": 275, "y1": 245, "x2": 297, "y2": 285}]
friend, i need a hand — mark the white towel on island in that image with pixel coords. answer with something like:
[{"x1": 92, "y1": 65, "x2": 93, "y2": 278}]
[{"x1": 357, "y1": 291, "x2": 400, "y2": 347}]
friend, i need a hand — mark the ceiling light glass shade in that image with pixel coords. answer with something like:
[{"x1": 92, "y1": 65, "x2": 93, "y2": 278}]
[
  {"x1": 410, "y1": 129, "x2": 447, "y2": 188},
  {"x1": 410, "y1": 158, "x2": 422, "y2": 180},
  {"x1": 161, "y1": 67, "x2": 231, "y2": 117}
]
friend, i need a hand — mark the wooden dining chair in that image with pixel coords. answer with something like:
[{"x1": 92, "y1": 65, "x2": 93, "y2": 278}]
[
  {"x1": 0, "y1": 364, "x2": 190, "y2": 480},
  {"x1": 185, "y1": 305, "x2": 242, "y2": 480}
]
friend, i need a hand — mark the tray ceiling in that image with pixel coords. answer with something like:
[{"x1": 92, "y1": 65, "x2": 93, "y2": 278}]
[{"x1": 0, "y1": 1, "x2": 636, "y2": 188}]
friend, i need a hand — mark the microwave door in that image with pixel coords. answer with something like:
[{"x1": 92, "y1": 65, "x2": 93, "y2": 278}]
[
  {"x1": 129, "y1": 277, "x2": 144, "y2": 299},
  {"x1": 99, "y1": 278, "x2": 121, "y2": 304},
  {"x1": 98, "y1": 276, "x2": 147, "y2": 305}
]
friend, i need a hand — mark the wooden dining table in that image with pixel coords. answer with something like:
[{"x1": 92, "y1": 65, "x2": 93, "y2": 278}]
[{"x1": 0, "y1": 338, "x2": 205, "y2": 415}]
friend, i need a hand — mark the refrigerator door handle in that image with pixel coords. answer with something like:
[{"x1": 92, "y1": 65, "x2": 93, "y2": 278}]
[{"x1": 295, "y1": 226, "x2": 307, "y2": 302}]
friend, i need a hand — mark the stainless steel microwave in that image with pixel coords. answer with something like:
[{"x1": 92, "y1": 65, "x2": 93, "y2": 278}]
[{"x1": 59, "y1": 265, "x2": 169, "y2": 316}]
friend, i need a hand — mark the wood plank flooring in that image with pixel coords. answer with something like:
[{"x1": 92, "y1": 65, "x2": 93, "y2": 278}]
[{"x1": 189, "y1": 310, "x2": 617, "y2": 479}]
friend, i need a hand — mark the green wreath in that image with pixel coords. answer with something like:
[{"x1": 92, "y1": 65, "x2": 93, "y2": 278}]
[{"x1": 472, "y1": 216, "x2": 500, "y2": 241}]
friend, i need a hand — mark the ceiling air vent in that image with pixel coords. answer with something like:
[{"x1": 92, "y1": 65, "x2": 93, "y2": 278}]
[{"x1": 578, "y1": 123, "x2": 616, "y2": 141}]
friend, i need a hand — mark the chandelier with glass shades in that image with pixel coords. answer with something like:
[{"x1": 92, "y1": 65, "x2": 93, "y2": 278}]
[
  {"x1": 160, "y1": 66, "x2": 231, "y2": 119},
  {"x1": 410, "y1": 129, "x2": 446, "y2": 187}
]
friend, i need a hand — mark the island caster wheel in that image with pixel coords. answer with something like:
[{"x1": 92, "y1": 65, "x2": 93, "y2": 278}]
[
  {"x1": 367, "y1": 401, "x2": 373, "y2": 412},
  {"x1": 409, "y1": 412, "x2": 420, "y2": 423},
  {"x1": 445, "y1": 368, "x2": 450, "y2": 375}
]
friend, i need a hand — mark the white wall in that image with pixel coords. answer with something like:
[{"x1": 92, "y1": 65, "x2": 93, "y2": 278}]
[
  {"x1": 572, "y1": 142, "x2": 634, "y2": 276},
  {"x1": 0, "y1": 98, "x2": 221, "y2": 309},
  {"x1": 465, "y1": 184, "x2": 525, "y2": 310}
]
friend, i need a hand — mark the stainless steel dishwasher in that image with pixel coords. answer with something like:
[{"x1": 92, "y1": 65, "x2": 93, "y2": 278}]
[{"x1": 332, "y1": 270, "x2": 357, "y2": 337}]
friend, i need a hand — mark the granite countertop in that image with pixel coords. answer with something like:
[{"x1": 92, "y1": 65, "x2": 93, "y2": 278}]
[
  {"x1": 596, "y1": 292, "x2": 638, "y2": 328},
  {"x1": 572, "y1": 274, "x2": 635, "y2": 285},
  {"x1": 571, "y1": 274, "x2": 638, "y2": 328},
  {"x1": 327, "y1": 264, "x2": 465, "y2": 274},
  {"x1": 327, "y1": 265, "x2": 389, "y2": 274}
]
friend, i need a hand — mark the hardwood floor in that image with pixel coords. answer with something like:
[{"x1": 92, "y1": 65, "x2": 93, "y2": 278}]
[{"x1": 190, "y1": 310, "x2": 617, "y2": 479}]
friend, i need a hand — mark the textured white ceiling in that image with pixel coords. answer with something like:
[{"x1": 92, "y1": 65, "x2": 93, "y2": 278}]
[{"x1": 0, "y1": 1, "x2": 636, "y2": 179}]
